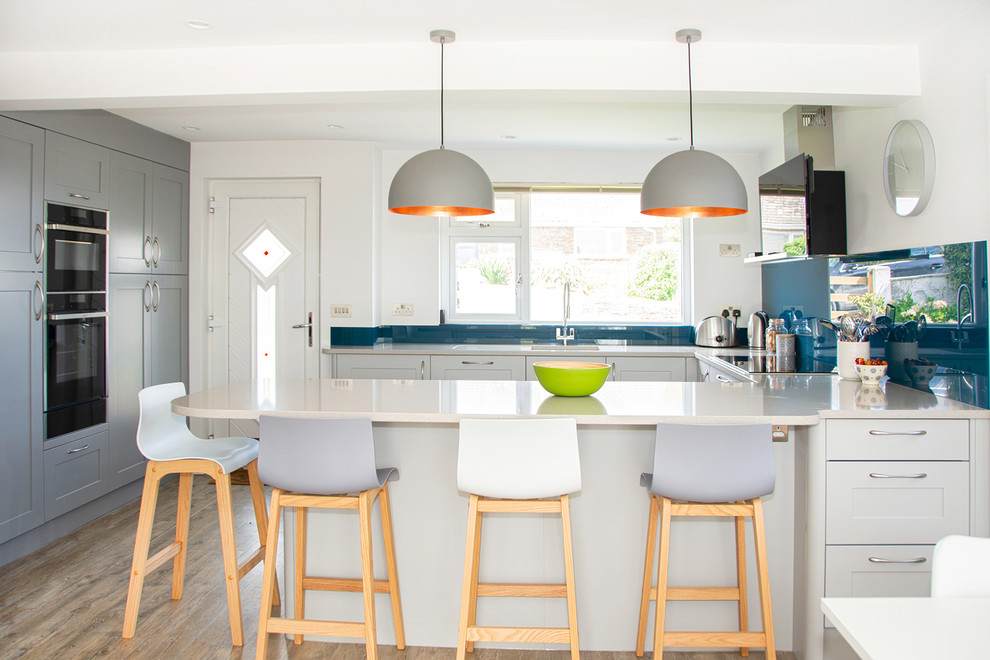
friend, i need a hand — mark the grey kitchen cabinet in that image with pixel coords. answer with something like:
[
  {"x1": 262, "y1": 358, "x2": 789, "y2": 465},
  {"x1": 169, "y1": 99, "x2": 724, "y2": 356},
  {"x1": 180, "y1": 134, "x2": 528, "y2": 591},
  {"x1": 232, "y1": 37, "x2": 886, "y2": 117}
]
[
  {"x1": 109, "y1": 153, "x2": 189, "y2": 275},
  {"x1": 107, "y1": 274, "x2": 188, "y2": 489},
  {"x1": 0, "y1": 117, "x2": 45, "y2": 272},
  {"x1": 697, "y1": 359, "x2": 748, "y2": 383},
  {"x1": 430, "y1": 354, "x2": 525, "y2": 380},
  {"x1": 44, "y1": 132, "x2": 110, "y2": 209},
  {"x1": 0, "y1": 272, "x2": 45, "y2": 545},
  {"x1": 606, "y1": 356, "x2": 687, "y2": 381},
  {"x1": 333, "y1": 354, "x2": 430, "y2": 379},
  {"x1": 43, "y1": 427, "x2": 110, "y2": 520}
]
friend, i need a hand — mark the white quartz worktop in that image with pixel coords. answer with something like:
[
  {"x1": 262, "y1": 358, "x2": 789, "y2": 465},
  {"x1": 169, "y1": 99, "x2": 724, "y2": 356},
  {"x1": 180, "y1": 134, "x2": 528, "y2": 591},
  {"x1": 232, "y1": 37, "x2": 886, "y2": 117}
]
[
  {"x1": 323, "y1": 342, "x2": 731, "y2": 358},
  {"x1": 173, "y1": 375, "x2": 987, "y2": 426}
]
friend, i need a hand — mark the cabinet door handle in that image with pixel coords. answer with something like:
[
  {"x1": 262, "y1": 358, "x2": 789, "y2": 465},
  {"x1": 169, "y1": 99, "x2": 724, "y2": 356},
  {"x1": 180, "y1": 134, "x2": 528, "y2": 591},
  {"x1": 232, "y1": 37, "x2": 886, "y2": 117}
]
[
  {"x1": 33, "y1": 281, "x2": 44, "y2": 320},
  {"x1": 460, "y1": 360, "x2": 494, "y2": 365},
  {"x1": 66, "y1": 192, "x2": 91, "y2": 201},
  {"x1": 420, "y1": 360, "x2": 425, "y2": 380},
  {"x1": 143, "y1": 236, "x2": 153, "y2": 267},
  {"x1": 868, "y1": 556, "x2": 927, "y2": 564},
  {"x1": 611, "y1": 362, "x2": 616, "y2": 380},
  {"x1": 34, "y1": 224, "x2": 44, "y2": 264},
  {"x1": 152, "y1": 237, "x2": 161, "y2": 267},
  {"x1": 152, "y1": 281, "x2": 160, "y2": 312},
  {"x1": 66, "y1": 444, "x2": 90, "y2": 454},
  {"x1": 868, "y1": 429, "x2": 927, "y2": 436},
  {"x1": 869, "y1": 472, "x2": 928, "y2": 479},
  {"x1": 716, "y1": 374, "x2": 732, "y2": 383},
  {"x1": 143, "y1": 281, "x2": 152, "y2": 312}
]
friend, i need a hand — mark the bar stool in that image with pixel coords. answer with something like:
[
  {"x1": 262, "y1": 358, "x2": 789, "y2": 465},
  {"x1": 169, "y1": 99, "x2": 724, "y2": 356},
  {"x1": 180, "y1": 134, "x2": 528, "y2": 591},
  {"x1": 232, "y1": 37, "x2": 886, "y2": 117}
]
[
  {"x1": 122, "y1": 382, "x2": 277, "y2": 646},
  {"x1": 255, "y1": 415, "x2": 404, "y2": 660},
  {"x1": 635, "y1": 422, "x2": 775, "y2": 659},
  {"x1": 456, "y1": 418, "x2": 582, "y2": 660}
]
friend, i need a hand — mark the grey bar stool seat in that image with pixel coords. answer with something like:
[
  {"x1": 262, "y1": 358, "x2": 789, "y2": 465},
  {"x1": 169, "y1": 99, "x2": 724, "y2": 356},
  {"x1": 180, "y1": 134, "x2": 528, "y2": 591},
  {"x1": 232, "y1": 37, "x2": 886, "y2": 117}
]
[
  {"x1": 456, "y1": 418, "x2": 582, "y2": 660},
  {"x1": 255, "y1": 416, "x2": 404, "y2": 660},
  {"x1": 636, "y1": 422, "x2": 776, "y2": 659}
]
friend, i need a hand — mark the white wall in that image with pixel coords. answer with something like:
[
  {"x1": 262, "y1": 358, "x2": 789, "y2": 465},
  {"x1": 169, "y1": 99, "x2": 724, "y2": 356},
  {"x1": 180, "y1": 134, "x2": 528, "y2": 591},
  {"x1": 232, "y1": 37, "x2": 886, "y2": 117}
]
[
  {"x1": 833, "y1": 2, "x2": 990, "y2": 252},
  {"x1": 381, "y1": 147, "x2": 767, "y2": 326}
]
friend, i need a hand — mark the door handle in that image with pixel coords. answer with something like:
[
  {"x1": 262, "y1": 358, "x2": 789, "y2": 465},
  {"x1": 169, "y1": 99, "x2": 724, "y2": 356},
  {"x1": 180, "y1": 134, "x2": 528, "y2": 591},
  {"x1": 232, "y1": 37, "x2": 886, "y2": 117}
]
[
  {"x1": 460, "y1": 360, "x2": 494, "y2": 365},
  {"x1": 152, "y1": 237, "x2": 161, "y2": 267},
  {"x1": 66, "y1": 444, "x2": 90, "y2": 454},
  {"x1": 33, "y1": 281, "x2": 43, "y2": 321},
  {"x1": 143, "y1": 281, "x2": 152, "y2": 312},
  {"x1": 869, "y1": 472, "x2": 928, "y2": 479},
  {"x1": 291, "y1": 312, "x2": 313, "y2": 347},
  {"x1": 868, "y1": 556, "x2": 927, "y2": 564},
  {"x1": 152, "y1": 281, "x2": 160, "y2": 312},
  {"x1": 868, "y1": 429, "x2": 927, "y2": 436},
  {"x1": 34, "y1": 224, "x2": 44, "y2": 264},
  {"x1": 66, "y1": 192, "x2": 91, "y2": 201},
  {"x1": 143, "y1": 236, "x2": 153, "y2": 267}
]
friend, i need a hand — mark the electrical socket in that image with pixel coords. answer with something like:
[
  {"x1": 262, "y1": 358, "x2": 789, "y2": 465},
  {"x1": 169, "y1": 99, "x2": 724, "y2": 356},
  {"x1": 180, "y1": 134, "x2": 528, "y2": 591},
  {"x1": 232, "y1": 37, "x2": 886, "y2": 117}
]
[
  {"x1": 392, "y1": 303, "x2": 414, "y2": 316},
  {"x1": 330, "y1": 304, "x2": 352, "y2": 318},
  {"x1": 719, "y1": 243, "x2": 741, "y2": 257},
  {"x1": 721, "y1": 305, "x2": 737, "y2": 318}
]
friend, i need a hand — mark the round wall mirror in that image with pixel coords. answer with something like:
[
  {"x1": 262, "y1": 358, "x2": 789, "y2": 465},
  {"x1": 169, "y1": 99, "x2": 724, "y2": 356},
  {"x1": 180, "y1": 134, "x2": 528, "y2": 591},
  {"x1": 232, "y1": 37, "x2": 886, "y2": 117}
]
[{"x1": 882, "y1": 119, "x2": 935, "y2": 217}]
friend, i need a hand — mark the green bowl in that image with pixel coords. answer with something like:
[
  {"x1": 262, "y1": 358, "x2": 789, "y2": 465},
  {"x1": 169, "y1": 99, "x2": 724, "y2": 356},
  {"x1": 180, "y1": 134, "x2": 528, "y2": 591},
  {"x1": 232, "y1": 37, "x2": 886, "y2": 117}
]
[{"x1": 532, "y1": 361, "x2": 611, "y2": 397}]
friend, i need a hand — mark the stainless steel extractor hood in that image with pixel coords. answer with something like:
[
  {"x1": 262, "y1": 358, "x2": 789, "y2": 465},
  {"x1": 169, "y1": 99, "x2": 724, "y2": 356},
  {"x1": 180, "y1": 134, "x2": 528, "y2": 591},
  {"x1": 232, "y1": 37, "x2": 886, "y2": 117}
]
[{"x1": 783, "y1": 105, "x2": 835, "y2": 170}]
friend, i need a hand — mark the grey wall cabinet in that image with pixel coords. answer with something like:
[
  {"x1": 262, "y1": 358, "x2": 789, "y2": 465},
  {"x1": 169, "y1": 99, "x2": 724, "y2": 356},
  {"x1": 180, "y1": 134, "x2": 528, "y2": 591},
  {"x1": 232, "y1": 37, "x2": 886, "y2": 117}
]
[
  {"x1": 0, "y1": 117, "x2": 45, "y2": 272},
  {"x1": 108, "y1": 274, "x2": 189, "y2": 489},
  {"x1": 109, "y1": 154, "x2": 189, "y2": 275},
  {"x1": 44, "y1": 132, "x2": 110, "y2": 210},
  {"x1": 0, "y1": 272, "x2": 45, "y2": 545}
]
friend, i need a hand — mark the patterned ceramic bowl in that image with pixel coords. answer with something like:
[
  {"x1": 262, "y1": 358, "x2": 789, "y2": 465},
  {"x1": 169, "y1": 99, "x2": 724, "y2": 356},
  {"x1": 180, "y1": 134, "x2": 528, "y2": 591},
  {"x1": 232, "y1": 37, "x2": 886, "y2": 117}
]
[
  {"x1": 905, "y1": 360, "x2": 937, "y2": 388},
  {"x1": 854, "y1": 362, "x2": 888, "y2": 385}
]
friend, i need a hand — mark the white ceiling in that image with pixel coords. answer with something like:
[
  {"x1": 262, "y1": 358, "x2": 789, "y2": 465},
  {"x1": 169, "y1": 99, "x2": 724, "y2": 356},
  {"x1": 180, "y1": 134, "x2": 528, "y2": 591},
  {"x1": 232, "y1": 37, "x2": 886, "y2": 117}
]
[{"x1": 1, "y1": 0, "x2": 986, "y2": 152}]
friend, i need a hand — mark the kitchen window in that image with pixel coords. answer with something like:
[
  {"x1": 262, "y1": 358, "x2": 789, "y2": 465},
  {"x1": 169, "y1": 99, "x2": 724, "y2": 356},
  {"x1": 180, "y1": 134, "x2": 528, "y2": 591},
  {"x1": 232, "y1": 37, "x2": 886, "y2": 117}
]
[{"x1": 441, "y1": 187, "x2": 688, "y2": 324}]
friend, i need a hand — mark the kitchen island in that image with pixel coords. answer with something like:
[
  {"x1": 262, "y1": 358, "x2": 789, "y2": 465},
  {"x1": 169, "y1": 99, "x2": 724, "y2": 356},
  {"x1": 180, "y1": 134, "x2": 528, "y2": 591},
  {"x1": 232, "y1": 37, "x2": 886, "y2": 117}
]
[{"x1": 174, "y1": 377, "x2": 989, "y2": 659}]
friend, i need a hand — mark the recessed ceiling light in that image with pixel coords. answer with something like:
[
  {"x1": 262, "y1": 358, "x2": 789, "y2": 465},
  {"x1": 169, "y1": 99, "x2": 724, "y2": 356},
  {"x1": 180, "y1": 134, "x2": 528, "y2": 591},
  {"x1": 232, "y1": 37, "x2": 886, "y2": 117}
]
[
  {"x1": 666, "y1": 136, "x2": 682, "y2": 141},
  {"x1": 326, "y1": 124, "x2": 345, "y2": 130},
  {"x1": 185, "y1": 20, "x2": 212, "y2": 30},
  {"x1": 500, "y1": 135, "x2": 517, "y2": 140},
  {"x1": 182, "y1": 126, "x2": 201, "y2": 132}
]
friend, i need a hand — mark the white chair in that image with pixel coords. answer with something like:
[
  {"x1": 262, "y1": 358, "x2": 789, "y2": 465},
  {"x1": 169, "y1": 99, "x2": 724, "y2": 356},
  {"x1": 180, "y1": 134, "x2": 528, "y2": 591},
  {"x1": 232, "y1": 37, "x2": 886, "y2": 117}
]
[
  {"x1": 122, "y1": 382, "x2": 277, "y2": 646},
  {"x1": 456, "y1": 418, "x2": 582, "y2": 660},
  {"x1": 255, "y1": 415, "x2": 405, "y2": 660},
  {"x1": 931, "y1": 535, "x2": 990, "y2": 597},
  {"x1": 636, "y1": 422, "x2": 776, "y2": 660}
]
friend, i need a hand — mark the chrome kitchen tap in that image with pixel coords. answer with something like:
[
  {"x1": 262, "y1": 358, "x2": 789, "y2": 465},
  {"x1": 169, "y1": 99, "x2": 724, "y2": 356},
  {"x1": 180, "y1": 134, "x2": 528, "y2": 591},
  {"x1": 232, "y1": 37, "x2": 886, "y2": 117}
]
[
  {"x1": 556, "y1": 281, "x2": 575, "y2": 345},
  {"x1": 955, "y1": 283, "x2": 973, "y2": 349}
]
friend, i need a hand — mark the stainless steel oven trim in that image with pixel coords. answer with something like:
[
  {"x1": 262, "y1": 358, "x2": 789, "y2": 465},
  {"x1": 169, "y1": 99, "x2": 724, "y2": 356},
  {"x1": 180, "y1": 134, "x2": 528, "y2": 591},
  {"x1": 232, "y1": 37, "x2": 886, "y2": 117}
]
[
  {"x1": 46, "y1": 224, "x2": 110, "y2": 236},
  {"x1": 48, "y1": 311, "x2": 110, "y2": 321}
]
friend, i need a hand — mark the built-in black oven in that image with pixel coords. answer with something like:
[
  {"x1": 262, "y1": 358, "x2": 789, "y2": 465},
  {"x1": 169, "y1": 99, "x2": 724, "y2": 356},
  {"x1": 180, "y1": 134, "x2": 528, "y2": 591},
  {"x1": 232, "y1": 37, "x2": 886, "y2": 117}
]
[{"x1": 45, "y1": 203, "x2": 109, "y2": 439}]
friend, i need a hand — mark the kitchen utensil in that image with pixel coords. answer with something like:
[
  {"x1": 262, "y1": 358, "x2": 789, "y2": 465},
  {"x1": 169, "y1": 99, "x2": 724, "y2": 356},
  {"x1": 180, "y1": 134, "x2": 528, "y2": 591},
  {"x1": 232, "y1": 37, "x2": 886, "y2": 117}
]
[
  {"x1": 885, "y1": 303, "x2": 896, "y2": 322},
  {"x1": 917, "y1": 314, "x2": 927, "y2": 339},
  {"x1": 903, "y1": 320, "x2": 919, "y2": 342},
  {"x1": 694, "y1": 316, "x2": 739, "y2": 348},
  {"x1": 748, "y1": 311, "x2": 769, "y2": 349},
  {"x1": 873, "y1": 315, "x2": 893, "y2": 339},
  {"x1": 839, "y1": 314, "x2": 858, "y2": 342},
  {"x1": 532, "y1": 361, "x2": 611, "y2": 396},
  {"x1": 819, "y1": 319, "x2": 840, "y2": 334}
]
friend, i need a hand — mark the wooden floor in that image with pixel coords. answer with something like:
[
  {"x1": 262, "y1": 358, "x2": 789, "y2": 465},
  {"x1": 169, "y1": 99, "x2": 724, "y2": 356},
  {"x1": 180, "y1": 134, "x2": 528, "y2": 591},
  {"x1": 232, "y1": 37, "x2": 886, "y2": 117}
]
[{"x1": 0, "y1": 475, "x2": 793, "y2": 660}]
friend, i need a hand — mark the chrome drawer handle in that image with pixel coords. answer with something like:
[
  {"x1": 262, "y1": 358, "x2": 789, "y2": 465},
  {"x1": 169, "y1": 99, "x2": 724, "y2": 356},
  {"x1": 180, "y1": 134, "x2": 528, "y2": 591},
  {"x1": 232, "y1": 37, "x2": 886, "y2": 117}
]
[
  {"x1": 868, "y1": 556, "x2": 927, "y2": 564},
  {"x1": 869, "y1": 472, "x2": 927, "y2": 479},
  {"x1": 461, "y1": 360, "x2": 494, "y2": 365},
  {"x1": 716, "y1": 374, "x2": 732, "y2": 383},
  {"x1": 67, "y1": 192, "x2": 91, "y2": 200},
  {"x1": 66, "y1": 444, "x2": 90, "y2": 454},
  {"x1": 868, "y1": 429, "x2": 927, "y2": 436}
]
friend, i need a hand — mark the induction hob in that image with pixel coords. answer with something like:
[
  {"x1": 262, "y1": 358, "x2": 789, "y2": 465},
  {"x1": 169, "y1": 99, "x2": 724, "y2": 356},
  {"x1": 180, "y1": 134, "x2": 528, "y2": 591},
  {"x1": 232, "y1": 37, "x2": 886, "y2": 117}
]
[{"x1": 719, "y1": 352, "x2": 837, "y2": 374}]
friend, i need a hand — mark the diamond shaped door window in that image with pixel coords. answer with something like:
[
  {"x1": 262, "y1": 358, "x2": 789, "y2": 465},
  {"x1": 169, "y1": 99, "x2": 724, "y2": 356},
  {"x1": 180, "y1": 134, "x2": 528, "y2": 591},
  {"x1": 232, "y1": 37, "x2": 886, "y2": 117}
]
[{"x1": 235, "y1": 224, "x2": 295, "y2": 287}]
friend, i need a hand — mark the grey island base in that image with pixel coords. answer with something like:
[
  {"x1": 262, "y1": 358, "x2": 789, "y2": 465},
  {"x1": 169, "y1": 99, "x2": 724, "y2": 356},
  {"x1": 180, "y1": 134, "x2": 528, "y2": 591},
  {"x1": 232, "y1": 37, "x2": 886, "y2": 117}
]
[{"x1": 173, "y1": 377, "x2": 990, "y2": 658}]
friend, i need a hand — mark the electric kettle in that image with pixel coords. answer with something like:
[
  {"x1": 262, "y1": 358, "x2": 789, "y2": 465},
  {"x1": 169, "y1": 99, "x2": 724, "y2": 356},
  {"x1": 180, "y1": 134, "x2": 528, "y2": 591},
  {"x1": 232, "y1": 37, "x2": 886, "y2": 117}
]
[{"x1": 748, "y1": 311, "x2": 769, "y2": 349}]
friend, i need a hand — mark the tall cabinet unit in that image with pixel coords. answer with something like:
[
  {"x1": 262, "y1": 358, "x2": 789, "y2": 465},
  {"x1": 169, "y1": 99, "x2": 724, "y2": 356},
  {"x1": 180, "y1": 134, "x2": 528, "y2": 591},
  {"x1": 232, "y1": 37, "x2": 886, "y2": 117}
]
[
  {"x1": 107, "y1": 153, "x2": 189, "y2": 490},
  {"x1": 44, "y1": 132, "x2": 111, "y2": 209},
  {"x1": 0, "y1": 116, "x2": 46, "y2": 545}
]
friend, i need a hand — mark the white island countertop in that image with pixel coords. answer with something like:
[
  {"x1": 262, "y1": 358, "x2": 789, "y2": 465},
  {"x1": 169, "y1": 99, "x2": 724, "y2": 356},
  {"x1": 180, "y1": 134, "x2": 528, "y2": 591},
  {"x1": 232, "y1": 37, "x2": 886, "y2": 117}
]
[
  {"x1": 323, "y1": 342, "x2": 743, "y2": 359},
  {"x1": 173, "y1": 375, "x2": 988, "y2": 425}
]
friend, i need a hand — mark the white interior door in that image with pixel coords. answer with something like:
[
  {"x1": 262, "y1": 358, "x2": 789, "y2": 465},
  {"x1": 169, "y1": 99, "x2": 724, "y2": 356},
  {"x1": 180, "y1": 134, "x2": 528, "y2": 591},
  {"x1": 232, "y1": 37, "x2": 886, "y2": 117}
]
[{"x1": 207, "y1": 179, "x2": 320, "y2": 438}]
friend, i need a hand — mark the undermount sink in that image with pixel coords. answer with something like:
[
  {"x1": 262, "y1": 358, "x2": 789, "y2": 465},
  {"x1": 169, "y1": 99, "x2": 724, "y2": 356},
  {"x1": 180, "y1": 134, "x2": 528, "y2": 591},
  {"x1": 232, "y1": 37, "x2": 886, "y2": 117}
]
[{"x1": 528, "y1": 344, "x2": 600, "y2": 351}]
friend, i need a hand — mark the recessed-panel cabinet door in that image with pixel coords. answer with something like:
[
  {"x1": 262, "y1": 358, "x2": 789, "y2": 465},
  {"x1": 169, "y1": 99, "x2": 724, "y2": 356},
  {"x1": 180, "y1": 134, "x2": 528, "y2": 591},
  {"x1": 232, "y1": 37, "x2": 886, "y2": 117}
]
[
  {"x1": 0, "y1": 272, "x2": 44, "y2": 544},
  {"x1": 150, "y1": 275, "x2": 188, "y2": 387},
  {"x1": 0, "y1": 117, "x2": 44, "y2": 272},
  {"x1": 108, "y1": 152, "x2": 154, "y2": 274},
  {"x1": 44, "y1": 132, "x2": 110, "y2": 209},
  {"x1": 151, "y1": 165, "x2": 189, "y2": 275}
]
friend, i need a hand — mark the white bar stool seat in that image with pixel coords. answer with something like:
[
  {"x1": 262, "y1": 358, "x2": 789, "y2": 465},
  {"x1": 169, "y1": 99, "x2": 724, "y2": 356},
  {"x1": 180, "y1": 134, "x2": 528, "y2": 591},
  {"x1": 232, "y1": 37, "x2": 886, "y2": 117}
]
[
  {"x1": 456, "y1": 418, "x2": 582, "y2": 660},
  {"x1": 636, "y1": 422, "x2": 776, "y2": 659},
  {"x1": 931, "y1": 535, "x2": 990, "y2": 597},
  {"x1": 122, "y1": 382, "x2": 277, "y2": 646},
  {"x1": 255, "y1": 415, "x2": 404, "y2": 660}
]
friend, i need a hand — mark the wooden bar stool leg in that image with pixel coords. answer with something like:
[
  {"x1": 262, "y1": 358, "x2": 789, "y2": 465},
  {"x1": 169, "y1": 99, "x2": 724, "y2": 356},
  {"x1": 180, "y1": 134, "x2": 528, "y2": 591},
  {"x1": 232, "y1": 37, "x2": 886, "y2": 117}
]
[
  {"x1": 751, "y1": 498, "x2": 775, "y2": 659},
  {"x1": 735, "y1": 506, "x2": 750, "y2": 657},
  {"x1": 636, "y1": 493, "x2": 660, "y2": 657},
  {"x1": 214, "y1": 468, "x2": 244, "y2": 646},
  {"x1": 457, "y1": 494, "x2": 481, "y2": 660},
  {"x1": 170, "y1": 472, "x2": 193, "y2": 600},
  {"x1": 560, "y1": 494, "x2": 580, "y2": 660},
  {"x1": 378, "y1": 482, "x2": 406, "y2": 649},
  {"x1": 359, "y1": 489, "x2": 379, "y2": 660},
  {"x1": 652, "y1": 496, "x2": 673, "y2": 660},
  {"x1": 122, "y1": 462, "x2": 163, "y2": 638},
  {"x1": 464, "y1": 497, "x2": 483, "y2": 654},
  {"x1": 246, "y1": 460, "x2": 279, "y2": 607},
  {"x1": 256, "y1": 488, "x2": 284, "y2": 660},
  {"x1": 293, "y1": 504, "x2": 307, "y2": 645}
]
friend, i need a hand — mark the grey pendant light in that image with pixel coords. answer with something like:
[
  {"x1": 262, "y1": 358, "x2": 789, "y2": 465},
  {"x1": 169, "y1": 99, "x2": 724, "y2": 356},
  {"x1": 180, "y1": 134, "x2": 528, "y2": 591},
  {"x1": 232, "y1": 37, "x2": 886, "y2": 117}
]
[
  {"x1": 641, "y1": 29, "x2": 747, "y2": 218},
  {"x1": 388, "y1": 29, "x2": 495, "y2": 217}
]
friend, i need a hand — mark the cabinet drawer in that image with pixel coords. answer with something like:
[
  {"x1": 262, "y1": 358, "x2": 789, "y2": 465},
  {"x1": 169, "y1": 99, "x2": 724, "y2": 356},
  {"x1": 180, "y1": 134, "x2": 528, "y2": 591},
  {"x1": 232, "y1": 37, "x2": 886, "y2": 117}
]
[
  {"x1": 334, "y1": 354, "x2": 429, "y2": 380},
  {"x1": 431, "y1": 355, "x2": 525, "y2": 380},
  {"x1": 826, "y1": 461, "x2": 969, "y2": 544},
  {"x1": 44, "y1": 429, "x2": 110, "y2": 520},
  {"x1": 825, "y1": 419, "x2": 969, "y2": 461}
]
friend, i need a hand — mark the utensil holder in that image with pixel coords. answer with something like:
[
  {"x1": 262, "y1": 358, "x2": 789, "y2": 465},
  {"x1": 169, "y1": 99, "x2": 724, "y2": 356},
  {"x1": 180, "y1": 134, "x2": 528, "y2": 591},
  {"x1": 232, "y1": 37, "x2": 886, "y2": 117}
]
[
  {"x1": 837, "y1": 341, "x2": 870, "y2": 380},
  {"x1": 885, "y1": 341, "x2": 919, "y2": 383}
]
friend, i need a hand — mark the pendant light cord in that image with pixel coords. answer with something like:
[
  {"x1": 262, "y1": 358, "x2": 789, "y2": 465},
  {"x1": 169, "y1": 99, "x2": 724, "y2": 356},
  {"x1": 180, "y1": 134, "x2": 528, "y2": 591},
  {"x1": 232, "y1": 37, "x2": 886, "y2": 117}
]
[
  {"x1": 440, "y1": 36, "x2": 446, "y2": 150},
  {"x1": 686, "y1": 35, "x2": 694, "y2": 150}
]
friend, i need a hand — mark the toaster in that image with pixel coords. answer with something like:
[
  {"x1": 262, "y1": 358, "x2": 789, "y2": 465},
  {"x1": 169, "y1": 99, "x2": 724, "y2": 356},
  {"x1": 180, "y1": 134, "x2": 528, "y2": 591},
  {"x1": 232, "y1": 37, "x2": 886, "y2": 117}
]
[{"x1": 694, "y1": 316, "x2": 739, "y2": 347}]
